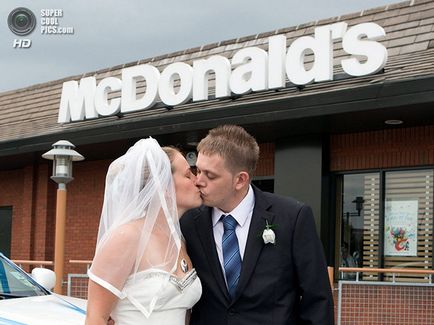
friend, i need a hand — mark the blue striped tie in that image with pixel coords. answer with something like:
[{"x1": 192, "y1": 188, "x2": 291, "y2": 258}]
[{"x1": 221, "y1": 214, "x2": 241, "y2": 299}]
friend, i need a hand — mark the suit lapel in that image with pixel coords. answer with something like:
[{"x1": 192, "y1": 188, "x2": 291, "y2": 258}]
[
  {"x1": 233, "y1": 187, "x2": 275, "y2": 302},
  {"x1": 194, "y1": 206, "x2": 230, "y2": 302}
]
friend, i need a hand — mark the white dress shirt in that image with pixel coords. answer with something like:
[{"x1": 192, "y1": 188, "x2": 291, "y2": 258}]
[{"x1": 212, "y1": 185, "x2": 255, "y2": 281}]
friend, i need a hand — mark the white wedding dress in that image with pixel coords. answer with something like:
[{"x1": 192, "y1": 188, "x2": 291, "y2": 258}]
[{"x1": 88, "y1": 268, "x2": 202, "y2": 325}]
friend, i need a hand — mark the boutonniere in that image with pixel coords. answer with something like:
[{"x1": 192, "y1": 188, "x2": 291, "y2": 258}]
[{"x1": 262, "y1": 220, "x2": 276, "y2": 245}]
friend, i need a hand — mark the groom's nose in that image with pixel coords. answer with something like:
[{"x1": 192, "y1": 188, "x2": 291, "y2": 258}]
[{"x1": 194, "y1": 173, "x2": 205, "y2": 187}]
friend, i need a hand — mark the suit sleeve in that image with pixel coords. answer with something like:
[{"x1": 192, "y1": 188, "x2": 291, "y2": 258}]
[{"x1": 292, "y1": 204, "x2": 334, "y2": 325}]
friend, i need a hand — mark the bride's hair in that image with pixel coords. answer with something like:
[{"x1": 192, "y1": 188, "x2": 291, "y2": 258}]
[{"x1": 162, "y1": 146, "x2": 181, "y2": 174}]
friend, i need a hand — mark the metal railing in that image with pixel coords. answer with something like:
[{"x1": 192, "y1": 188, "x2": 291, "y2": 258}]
[
  {"x1": 338, "y1": 267, "x2": 434, "y2": 325},
  {"x1": 11, "y1": 259, "x2": 91, "y2": 298},
  {"x1": 13, "y1": 260, "x2": 434, "y2": 323},
  {"x1": 67, "y1": 260, "x2": 92, "y2": 298},
  {"x1": 69, "y1": 260, "x2": 92, "y2": 268},
  {"x1": 339, "y1": 266, "x2": 434, "y2": 283},
  {"x1": 12, "y1": 259, "x2": 53, "y2": 268}
]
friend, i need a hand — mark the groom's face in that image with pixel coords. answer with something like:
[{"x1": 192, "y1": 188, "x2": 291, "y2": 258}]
[{"x1": 195, "y1": 152, "x2": 237, "y2": 212}]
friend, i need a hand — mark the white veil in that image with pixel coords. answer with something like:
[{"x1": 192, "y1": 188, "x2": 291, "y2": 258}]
[{"x1": 88, "y1": 138, "x2": 181, "y2": 316}]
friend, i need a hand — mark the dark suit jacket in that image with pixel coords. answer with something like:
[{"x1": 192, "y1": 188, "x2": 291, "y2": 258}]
[{"x1": 180, "y1": 186, "x2": 334, "y2": 325}]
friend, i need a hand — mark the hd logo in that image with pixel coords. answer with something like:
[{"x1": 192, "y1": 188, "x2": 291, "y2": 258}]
[{"x1": 8, "y1": 7, "x2": 36, "y2": 48}]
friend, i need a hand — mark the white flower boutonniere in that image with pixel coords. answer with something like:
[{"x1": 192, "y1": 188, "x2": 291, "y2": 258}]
[{"x1": 262, "y1": 220, "x2": 276, "y2": 245}]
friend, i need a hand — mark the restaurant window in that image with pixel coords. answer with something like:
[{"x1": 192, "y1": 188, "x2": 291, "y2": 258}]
[{"x1": 338, "y1": 169, "x2": 434, "y2": 282}]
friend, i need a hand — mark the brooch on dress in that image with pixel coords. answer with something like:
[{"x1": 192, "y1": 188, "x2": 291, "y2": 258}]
[{"x1": 180, "y1": 258, "x2": 189, "y2": 273}]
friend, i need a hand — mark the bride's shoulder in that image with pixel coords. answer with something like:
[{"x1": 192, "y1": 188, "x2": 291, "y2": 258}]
[{"x1": 106, "y1": 220, "x2": 143, "y2": 246}]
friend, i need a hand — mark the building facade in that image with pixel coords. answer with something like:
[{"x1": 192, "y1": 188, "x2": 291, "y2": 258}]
[{"x1": 1, "y1": 0, "x2": 434, "y2": 285}]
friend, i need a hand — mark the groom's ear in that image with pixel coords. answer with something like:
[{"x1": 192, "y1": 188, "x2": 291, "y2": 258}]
[{"x1": 234, "y1": 171, "x2": 250, "y2": 190}]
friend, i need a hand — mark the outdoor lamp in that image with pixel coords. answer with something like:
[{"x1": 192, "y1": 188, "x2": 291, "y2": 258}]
[
  {"x1": 42, "y1": 140, "x2": 84, "y2": 294},
  {"x1": 42, "y1": 140, "x2": 84, "y2": 186},
  {"x1": 352, "y1": 196, "x2": 365, "y2": 216}
]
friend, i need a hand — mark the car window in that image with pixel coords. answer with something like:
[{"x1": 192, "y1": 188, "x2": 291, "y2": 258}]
[{"x1": 0, "y1": 256, "x2": 47, "y2": 298}]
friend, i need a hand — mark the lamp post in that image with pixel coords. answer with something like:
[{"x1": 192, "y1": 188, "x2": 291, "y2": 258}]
[
  {"x1": 342, "y1": 196, "x2": 365, "y2": 270},
  {"x1": 42, "y1": 140, "x2": 84, "y2": 294}
]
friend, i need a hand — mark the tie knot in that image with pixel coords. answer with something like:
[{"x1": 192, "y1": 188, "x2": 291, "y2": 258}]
[{"x1": 222, "y1": 214, "x2": 237, "y2": 231}]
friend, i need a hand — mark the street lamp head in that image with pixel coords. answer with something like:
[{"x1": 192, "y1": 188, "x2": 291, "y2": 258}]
[
  {"x1": 352, "y1": 196, "x2": 365, "y2": 216},
  {"x1": 42, "y1": 140, "x2": 84, "y2": 185}
]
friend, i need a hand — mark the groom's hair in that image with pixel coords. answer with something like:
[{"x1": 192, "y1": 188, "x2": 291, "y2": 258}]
[{"x1": 197, "y1": 125, "x2": 259, "y2": 177}]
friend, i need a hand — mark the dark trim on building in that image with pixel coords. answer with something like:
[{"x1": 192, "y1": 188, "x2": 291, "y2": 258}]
[{"x1": 1, "y1": 75, "x2": 434, "y2": 157}]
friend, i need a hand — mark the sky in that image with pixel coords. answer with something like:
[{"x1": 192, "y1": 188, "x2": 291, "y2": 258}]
[{"x1": 0, "y1": 0, "x2": 399, "y2": 93}]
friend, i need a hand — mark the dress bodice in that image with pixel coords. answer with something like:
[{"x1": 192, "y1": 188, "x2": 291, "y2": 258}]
[{"x1": 89, "y1": 269, "x2": 202, "y2": 325}]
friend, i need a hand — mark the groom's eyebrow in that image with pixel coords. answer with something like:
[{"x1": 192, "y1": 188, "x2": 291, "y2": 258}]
[{"x1": 198, "y1": 166, "x2": 212, "y2": 174}]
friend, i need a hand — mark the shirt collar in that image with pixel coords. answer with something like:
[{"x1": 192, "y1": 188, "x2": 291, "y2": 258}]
[{"x1": 212, "y1": 185, "x2": 255, "y2": 227}]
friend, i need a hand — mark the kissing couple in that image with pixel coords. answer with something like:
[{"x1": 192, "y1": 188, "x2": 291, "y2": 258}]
[{"x1": 85, "y1": 125, "x2": 334, "y2": 325}]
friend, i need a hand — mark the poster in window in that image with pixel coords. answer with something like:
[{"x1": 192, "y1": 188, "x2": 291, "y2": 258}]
[{"x1": 384, "y1": 199, "x2": 418, "y2": 256}]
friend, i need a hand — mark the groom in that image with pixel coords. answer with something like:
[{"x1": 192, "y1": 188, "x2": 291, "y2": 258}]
[{"x1": 180, "y1": 125, "x2": 334, "y2": 324}]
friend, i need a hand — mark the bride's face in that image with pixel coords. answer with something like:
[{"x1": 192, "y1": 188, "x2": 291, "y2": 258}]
[{"x1": 171, "y1": 151, "x2": 202, "y2": 216}]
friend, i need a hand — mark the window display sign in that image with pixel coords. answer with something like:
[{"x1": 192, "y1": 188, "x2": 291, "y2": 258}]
[{"x1": 384, "y1": 200, "x2": 418, "y2": 256}]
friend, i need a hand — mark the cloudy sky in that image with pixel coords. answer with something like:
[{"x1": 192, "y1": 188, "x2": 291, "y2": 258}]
[{"x1": 0, "y1": 0, "x2": 399, "y2": 93}]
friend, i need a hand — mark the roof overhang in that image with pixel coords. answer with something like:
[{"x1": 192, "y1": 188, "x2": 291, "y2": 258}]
[{"x1": 1, "y1": 74, "x2": 434, "y2": 161}]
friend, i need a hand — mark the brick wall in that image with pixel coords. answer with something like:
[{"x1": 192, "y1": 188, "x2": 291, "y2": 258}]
[
  {"x1": 330, "y1": 125, "x2": 434, "y2": 171},
  {"x1": 32, "y1": 164, "x2": 53, "y2": 262},
  {"x1": 62, "y1": 159, "x2": 110, "y2": 275},
  {"x1": 0, "y1": 160, "x2": 109, "y2": 275}
]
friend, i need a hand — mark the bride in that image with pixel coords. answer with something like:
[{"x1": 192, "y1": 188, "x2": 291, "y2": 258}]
[{"x1": 86, "y1": 138, "x2": 202, "y2": 325}]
